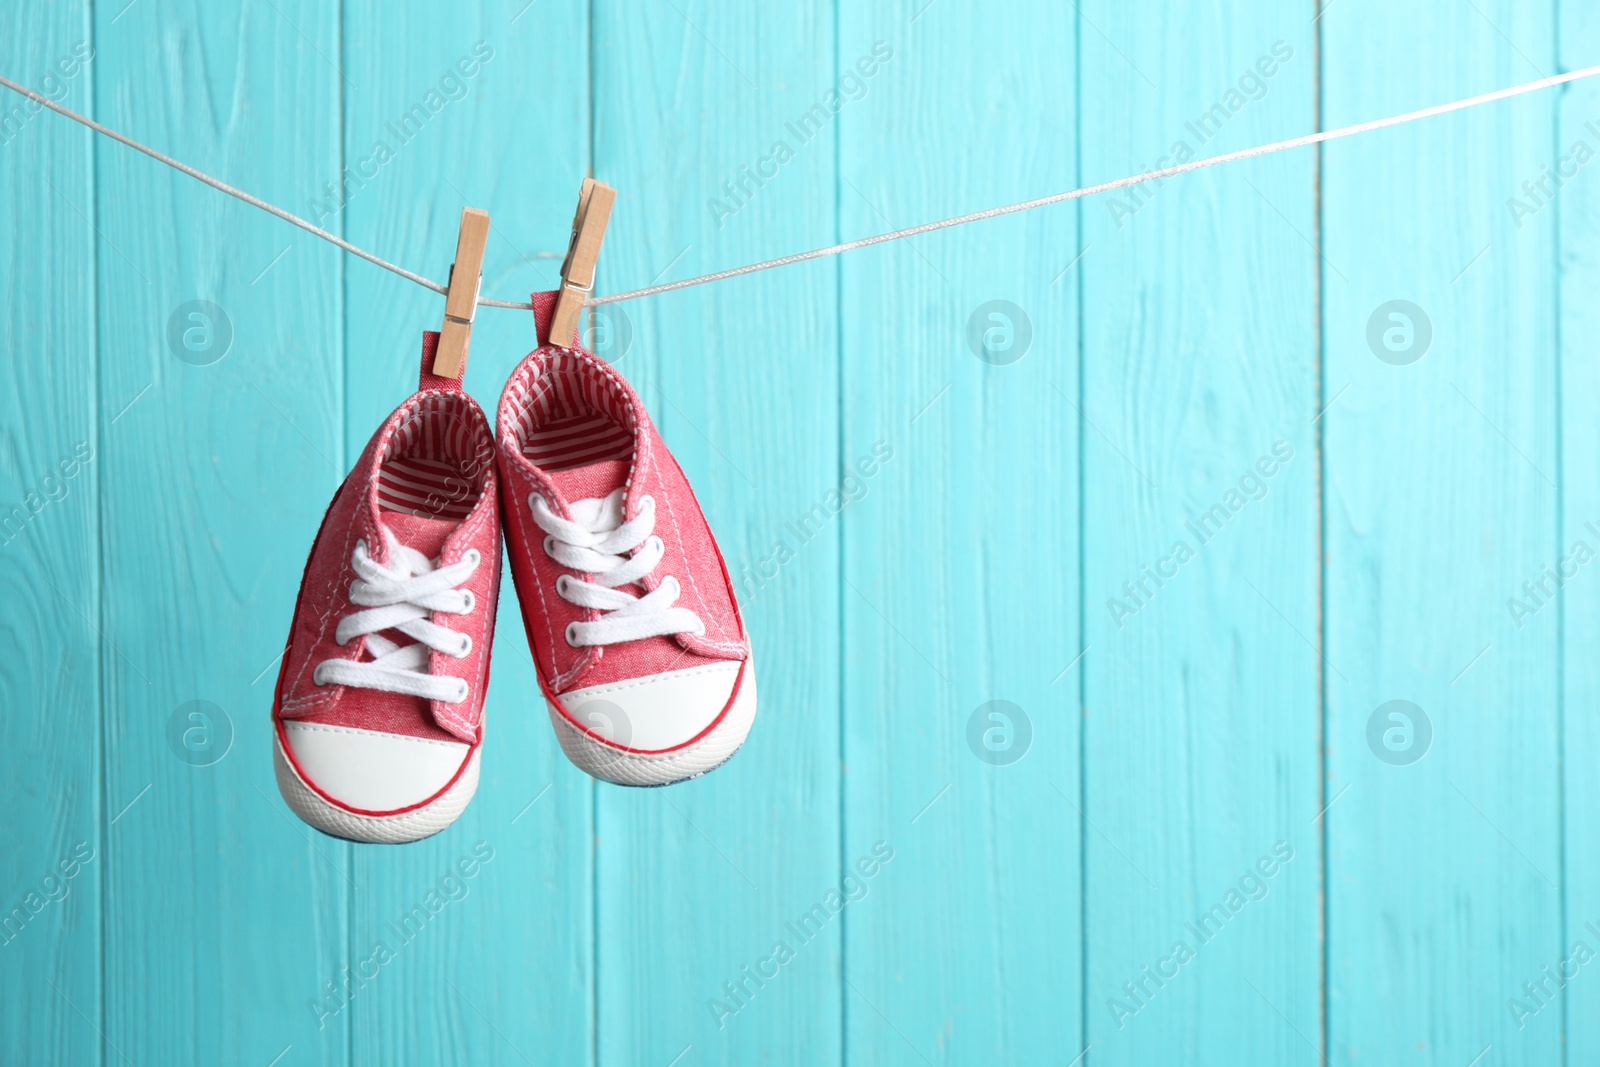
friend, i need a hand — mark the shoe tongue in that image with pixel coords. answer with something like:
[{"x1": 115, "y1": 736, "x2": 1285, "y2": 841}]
[
  {"x1": 547, "y1": 459, "x2": 630, "y2": 511},
  {"x1": 377, "y1": 510, "x2": 456, "y2": 561}
]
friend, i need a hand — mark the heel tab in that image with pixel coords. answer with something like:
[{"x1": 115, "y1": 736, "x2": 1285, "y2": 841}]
[
  {"x1": 418, "y1": 331, "x2": 463, "y2": 392},
  {"x1": 532, "y1": 290, "x2": 581, "y2": 350}
]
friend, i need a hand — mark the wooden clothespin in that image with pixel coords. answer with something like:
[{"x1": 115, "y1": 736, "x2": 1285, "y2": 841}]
[
  {"x1": 433, "y1": 208, "x2": 491, "y2": 378},
  {"x1": 549, "y1": 178, "x2": 616, "y2": 347}
]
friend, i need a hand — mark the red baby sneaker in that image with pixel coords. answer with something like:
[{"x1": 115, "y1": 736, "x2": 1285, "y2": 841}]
[
  {"x1": 272, "y1": 334, "x2": 501, "y2": 843},
  {"x1": 496, "y1": 292, "x2": 755, "y2": 786}
]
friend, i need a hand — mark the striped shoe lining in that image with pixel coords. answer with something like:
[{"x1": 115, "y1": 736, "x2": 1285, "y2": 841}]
[
  {"x1": 507, "y1": 353, "x2": 634, "y2": 473},
  {"x1": 377, "y1": 394, "x2": 494, "y2": 520}
]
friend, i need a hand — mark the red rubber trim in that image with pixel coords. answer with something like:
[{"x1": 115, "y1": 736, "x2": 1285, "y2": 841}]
[
  {"x1": 272, "y1": 716, "x2": 480, "y2": 818},
  {"x1": 269, "y1": 400, "x2": 495, "y2": 821},
  {"x1": 539, "y1": 657, "x2": 748, "y2": 756}
]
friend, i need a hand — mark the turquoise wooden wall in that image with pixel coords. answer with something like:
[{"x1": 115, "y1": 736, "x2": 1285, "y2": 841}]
[{"x1": 1, "y1": 0, "x2": 1592, "y2": 1063}]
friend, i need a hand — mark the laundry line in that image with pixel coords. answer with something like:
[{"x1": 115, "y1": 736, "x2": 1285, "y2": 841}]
[{"x1": 3, "y1": 65, "x2": 1598, "y2": 311}]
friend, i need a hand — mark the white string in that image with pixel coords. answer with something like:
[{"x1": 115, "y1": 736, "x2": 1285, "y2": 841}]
[
  {"x1": 0, "y1": 75, "x2": 451, "y2": 299},
  {"x1": 5, "y1": 64, "x2": 1599, "y2": 312},
  {"x1": 595, "y1": 63, "x2": 1600, "y2": 305}
]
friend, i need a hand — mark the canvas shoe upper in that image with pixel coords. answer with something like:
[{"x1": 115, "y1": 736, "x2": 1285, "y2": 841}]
[
  {"x1": 496, "y1": 292, "x2": 755, "y2": 786},
  {"x1": 272, "y1": 333, "x2": 501, "y2": 842}
]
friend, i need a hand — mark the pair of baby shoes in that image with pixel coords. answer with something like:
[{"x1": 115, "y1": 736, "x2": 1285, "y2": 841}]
[{"x1": 270, "y1": 292, "x2": 756, "y2": 843}]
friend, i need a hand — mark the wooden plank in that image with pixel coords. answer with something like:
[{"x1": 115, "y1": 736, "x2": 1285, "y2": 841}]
[
  {"x1": 1078, "y1": 5, "x2": 1321, "y2": 1063},
  {"x1": 13, "y1": 3, "x2": 1590, "y2": 1062},
  {"x1": 1562, "y1": 5, "x2": 1600, "y2": 1060},
  {"x1": 838, "y1": 3, "x2": 1083, "y2": 1062},
  {"x1": 0, "y1": 6, "x2": 102, "y2": 1064},
  {"x1": 92, "y1": 0, "x2": 350, "y2": 1062},
  {"x1": 339, "y1": 3, "x2": 594, "y2": 1064},
  {"x1": 1321, "y1": 3, "x2": 1561, "y2": 1062},
  {"x1": 590, "y1": 3, "x2": 842, "y2": 1064}
]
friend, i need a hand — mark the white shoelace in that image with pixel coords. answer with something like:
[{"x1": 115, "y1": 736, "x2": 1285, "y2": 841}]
[
  {"x1": 313, "y1": 530, "x2": 481, "y2": 704},
  {"x1": 532, "y1": 489, "x2": 704, "y2": 647}
]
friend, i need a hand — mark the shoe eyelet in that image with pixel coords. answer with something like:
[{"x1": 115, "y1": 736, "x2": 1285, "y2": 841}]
[
  {"x1": 528, "y1": 493, "x2": 547, "y2": 515},
  {"x1": 455, "y1": 634, "x2": 473, "y2": 658},
  {"x1": 312, "y1": 662, "x2": 330, "y2": 686},
  {"x1": 555, "y1": 574, "x2": 572, "y2": 597},
  {"x1": 452, "y1": 679, "x2": 470, "y2": 703},
  {"x1": 459, "y1": 590, "x2": 476, "y2": 614},
  {"x1": 543, "y1": 535, "x2": 558, "y2": 557},
  {"x1": 565, "y1": 621, "x2": 581, "y2": 647},
  {"x1": 464, "y1": 548, "x2": 481, "y2": 567}
]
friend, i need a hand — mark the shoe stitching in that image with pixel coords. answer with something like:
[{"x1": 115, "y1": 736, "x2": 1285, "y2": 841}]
[
  {"x1": 284, "y1": 722, "x2": 472, "y2": 750},
  {"x1": 285, "y1": 475, "x2": 365, "y2": 715},
  {"x1": 434, "y1": 450, "x2": 498, "y2": 736},
  {"x1": 506, "y1": 349, "x2": 727, "y2": 687},
  {"x1": 649, "y1": 457, "x2": 740, "y2": 654},
  {"x1": 503, "y1": 352, "x2": 625, "y2": 687},
  {"x1": 506, "y1": 456, "x2": 593, "y2": 690},
  {"x1": 559, "y1": 660, "x2": 740, "y2": 700},
  {"x1": 289, "y1": 392, "x2": 494, "y2": 718}
]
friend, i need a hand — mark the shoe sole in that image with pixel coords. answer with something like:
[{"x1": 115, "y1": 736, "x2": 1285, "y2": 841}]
[
  {"x1": 546, "y1": 661, "x2": 757, "y2": 787},
  {"x1": 272, "y1": 733, "x2": 480, "y2": 844}
]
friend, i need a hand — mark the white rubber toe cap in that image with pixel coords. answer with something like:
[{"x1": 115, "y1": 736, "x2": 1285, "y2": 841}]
[
  {"x1": 557, "y1": 661, "x2": 744, "y2": 753},
  {"x1": 281, "y1": 722, "x2": 473, "y2": 813},
  {"x1": 547, "y1": 657, "x2": 756, "y2": 786}
]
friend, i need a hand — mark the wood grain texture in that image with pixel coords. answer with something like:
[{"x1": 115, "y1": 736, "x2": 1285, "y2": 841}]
[
  {"x1": 3, "y1": 1, "x2": 1596, "y2": 1063},
  {"x1": 839, "y1": 3, "x2": 1083, "y2": 1062},
  {"x1": 1079, "y1": 4, "x2": 1321, "y2": 1064},
  {"x1": 590, "y1": 3, "x2": 843, "y2": 1063},
  {"x1": 339, "y1": 3, "x2": 593, "y2": 1064},
  {"x1": 0, "y1": 3, "x2": 100, "y2": 1064},
  {"x1": 1322, "y1": 2, "x2": 1562, "y2": 1063},
  {"x1": 1562, "y1": 5, "x2": 1600, "y2": 1062},
  {"x1": 91, "y1": 1, "x2": 350, "y2": 1063}
]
